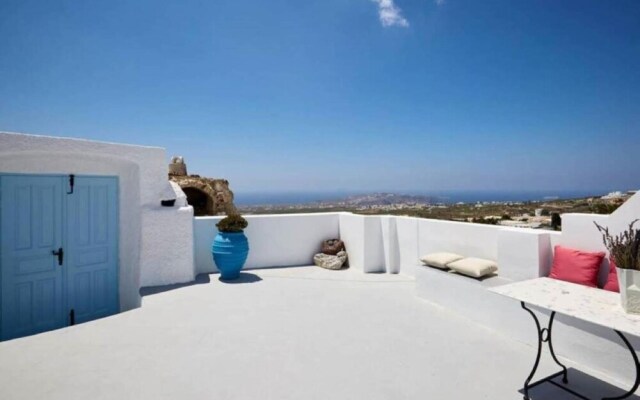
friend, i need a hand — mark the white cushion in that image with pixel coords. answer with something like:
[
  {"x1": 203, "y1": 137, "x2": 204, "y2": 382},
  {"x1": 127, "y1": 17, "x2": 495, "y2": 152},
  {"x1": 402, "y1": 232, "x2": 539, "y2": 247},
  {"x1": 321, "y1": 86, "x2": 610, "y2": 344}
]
[
  {"x1": 447, "y1": 257, "x2": 498, "y2": 278},
  {"x1": 420, "y1": 252, "x2": 464, "y2": 269}
]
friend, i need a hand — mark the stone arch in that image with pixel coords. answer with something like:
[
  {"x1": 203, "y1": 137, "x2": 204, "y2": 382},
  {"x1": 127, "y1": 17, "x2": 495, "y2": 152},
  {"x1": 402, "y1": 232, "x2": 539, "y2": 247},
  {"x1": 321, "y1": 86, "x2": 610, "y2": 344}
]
[
  {"x1": 178, "y1": 181, "x2": 217, "y2": 216},
  {"x1": 168, "y1": 157, "x2": 238, "y2": 216}
]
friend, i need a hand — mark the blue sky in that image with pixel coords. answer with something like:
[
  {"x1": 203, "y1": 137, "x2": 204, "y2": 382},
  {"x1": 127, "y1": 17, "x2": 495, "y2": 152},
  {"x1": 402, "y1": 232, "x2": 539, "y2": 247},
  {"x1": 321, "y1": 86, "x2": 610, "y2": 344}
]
[{"x1": 1, "y1": 0, "x2": 639, "y2": 194}]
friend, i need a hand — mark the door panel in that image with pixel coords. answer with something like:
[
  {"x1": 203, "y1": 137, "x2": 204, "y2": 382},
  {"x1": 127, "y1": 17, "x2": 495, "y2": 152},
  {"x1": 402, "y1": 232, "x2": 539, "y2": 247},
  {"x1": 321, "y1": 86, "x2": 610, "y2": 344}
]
[
  {"x1": 1, "y1": 175, "x2": 119, "y2": 341},
  {"x1": 1, "y1": 176, "x2": 65, "y2": 340},
  {"x1": 66, "y1": 176, "x2": 118, "y2": 324}
]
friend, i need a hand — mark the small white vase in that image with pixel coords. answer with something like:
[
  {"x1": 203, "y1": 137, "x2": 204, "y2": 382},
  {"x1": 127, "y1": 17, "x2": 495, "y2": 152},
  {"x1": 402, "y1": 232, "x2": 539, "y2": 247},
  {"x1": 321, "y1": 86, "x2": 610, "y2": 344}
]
[{"x1": 617, "y1": 267, "x2": 640, "y2": 314}]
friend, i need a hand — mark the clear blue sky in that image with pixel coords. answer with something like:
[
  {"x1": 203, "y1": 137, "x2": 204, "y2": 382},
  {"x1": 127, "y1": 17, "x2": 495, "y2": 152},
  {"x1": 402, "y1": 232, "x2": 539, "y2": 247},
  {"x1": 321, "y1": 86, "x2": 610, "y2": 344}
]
[{"x1": 1, "y1": 0, "x2": 639, "y2": 194}]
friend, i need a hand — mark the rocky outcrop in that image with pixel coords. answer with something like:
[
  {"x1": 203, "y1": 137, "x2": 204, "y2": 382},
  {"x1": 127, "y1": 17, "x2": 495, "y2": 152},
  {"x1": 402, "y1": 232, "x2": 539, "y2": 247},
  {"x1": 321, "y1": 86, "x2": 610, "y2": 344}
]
[
  {"x1": 322, "y1": 239, "x2": 345, "y2": 255},
  {"x1": 169, "y1": 156, "x2": 238, "y2": 216},
  {"x1": 314, "y1": 251, "x2": 348, "y2": 270}
]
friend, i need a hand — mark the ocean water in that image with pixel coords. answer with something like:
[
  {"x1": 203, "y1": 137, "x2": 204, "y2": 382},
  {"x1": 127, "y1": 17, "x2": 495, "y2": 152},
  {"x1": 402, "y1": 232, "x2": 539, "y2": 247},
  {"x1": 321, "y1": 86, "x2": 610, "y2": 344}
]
[
  {"x1": 234, "y1": 191, "x2": 350, "y2": 206},
  {"x1": 234, "y1": 189, "x2": 611, "y2": 206}
]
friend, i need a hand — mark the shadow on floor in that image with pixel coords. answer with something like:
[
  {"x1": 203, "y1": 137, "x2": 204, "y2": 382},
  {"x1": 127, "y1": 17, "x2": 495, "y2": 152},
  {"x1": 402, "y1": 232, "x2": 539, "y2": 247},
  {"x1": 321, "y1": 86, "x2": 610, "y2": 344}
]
[
  {"x1": 141, "y1": 271, "x2": 265, "y2": 296},
  {"x1": 140, "y1": 273, "x2": 211, "y2": 297},
  {"x1": 218, "y1": 272, "x2": 262, "y2": 284},
  {"x1": 520, "y1": 367, "x2": 640, "y2": 399}
]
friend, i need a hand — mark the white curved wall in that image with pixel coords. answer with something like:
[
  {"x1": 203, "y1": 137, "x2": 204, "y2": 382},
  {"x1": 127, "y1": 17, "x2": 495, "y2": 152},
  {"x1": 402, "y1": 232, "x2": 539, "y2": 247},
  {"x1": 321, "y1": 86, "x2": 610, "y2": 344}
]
[
  {"x1": 0, "y1": 132, "x2": 194, "y2": 310},
  {"x1": 194, "y1": 200, "x2": 640, "y2": 385}
]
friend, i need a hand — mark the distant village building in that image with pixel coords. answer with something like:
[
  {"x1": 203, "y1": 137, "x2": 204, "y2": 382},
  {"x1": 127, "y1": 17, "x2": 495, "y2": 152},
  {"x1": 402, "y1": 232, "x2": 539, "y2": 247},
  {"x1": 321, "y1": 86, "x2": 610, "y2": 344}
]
[
  {"x1": 601, "y1": 191, "x2": 625, "y2": 200},
  {"x1": 498, "y1": 220, "x2": 542, "y2": 229}
]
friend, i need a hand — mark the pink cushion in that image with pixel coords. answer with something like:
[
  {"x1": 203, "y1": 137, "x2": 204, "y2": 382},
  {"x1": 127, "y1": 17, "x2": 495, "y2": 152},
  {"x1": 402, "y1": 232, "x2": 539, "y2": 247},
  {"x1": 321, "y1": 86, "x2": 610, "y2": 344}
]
[
  {"x1": 603, "y1": 259, "x2": 620, "y2": 292},
  {"x1": 549, "y1": 246, "x2": 605, "y2": 288}
]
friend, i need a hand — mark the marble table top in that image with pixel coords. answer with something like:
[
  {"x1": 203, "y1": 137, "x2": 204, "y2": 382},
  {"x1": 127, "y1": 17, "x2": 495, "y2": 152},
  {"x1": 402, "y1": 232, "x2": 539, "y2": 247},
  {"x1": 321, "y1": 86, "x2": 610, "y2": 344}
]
[{"x1": 490, "y1": 277, "x2": 640, "y2": 337}]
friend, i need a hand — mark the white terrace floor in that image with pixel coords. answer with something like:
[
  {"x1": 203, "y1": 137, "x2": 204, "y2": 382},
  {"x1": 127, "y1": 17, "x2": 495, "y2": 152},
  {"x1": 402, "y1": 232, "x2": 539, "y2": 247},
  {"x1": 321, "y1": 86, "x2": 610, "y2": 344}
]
[{"x1": 0, "y1": 266, "x2": 634, "y2": 400}]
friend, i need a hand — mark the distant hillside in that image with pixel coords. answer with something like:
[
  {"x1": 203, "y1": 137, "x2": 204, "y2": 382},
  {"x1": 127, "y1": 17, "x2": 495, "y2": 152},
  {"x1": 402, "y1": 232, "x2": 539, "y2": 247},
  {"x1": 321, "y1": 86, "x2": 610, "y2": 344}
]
[{"x1": 339, "y1": 193, "x2": 437, "y2": 206}]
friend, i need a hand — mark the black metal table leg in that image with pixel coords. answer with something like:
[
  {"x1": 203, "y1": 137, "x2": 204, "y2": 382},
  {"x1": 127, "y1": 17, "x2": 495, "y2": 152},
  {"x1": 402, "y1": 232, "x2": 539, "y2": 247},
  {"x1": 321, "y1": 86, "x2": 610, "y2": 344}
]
[
  {"x1": 547, "y1": 310, "x2": 569, "y2": 384},
  {"x1": 602, "y1": 330, "x2": 640, "y2": 400},
  {"x1": 521, "y1": 302, "x2": 570, "y2": 400},
  {"x1": 522, "y1": 301, "x2": 544, "y2": 400},
  {"x1": 520, "y1": 302, "x2": 640, "y2": 400}
]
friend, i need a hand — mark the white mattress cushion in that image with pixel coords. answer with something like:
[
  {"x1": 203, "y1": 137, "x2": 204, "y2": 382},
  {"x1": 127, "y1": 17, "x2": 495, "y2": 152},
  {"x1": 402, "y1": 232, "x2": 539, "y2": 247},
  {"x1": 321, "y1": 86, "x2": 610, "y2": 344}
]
[
  {"x1": 447, "y1": 257, "x2": 498, "y2": 278},
  {"x1": 420, "y1": 252, "x2": 465, "y2": 269}
]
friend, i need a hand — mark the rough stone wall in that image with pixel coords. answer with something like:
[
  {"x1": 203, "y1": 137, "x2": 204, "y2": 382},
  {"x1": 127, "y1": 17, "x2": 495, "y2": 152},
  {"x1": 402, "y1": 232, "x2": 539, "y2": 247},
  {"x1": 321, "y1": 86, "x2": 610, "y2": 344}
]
[{"x1": 168, "y1": 156, "x2": 237, "y2": 216}]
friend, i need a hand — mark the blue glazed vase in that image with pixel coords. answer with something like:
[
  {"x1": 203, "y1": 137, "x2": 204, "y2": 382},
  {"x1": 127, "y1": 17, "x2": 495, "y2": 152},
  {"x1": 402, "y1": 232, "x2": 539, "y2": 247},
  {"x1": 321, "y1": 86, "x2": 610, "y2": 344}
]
[{"x1": 212, "y1": 231, "x2": 249, "y2": 280}]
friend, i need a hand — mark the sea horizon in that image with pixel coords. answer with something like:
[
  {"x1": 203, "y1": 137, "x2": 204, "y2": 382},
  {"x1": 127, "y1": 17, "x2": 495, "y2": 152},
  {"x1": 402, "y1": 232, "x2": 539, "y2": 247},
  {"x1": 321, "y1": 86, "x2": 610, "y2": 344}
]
[{"x1": 233, "y1": 188, "x2": 626, "y2": 207}]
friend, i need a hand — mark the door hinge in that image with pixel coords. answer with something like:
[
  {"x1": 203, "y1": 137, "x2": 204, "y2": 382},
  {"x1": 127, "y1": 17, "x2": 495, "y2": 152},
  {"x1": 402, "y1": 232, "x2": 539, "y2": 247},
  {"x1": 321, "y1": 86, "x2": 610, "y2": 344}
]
[
  {"x1": 69, "y1": 309, "x2": 75, "y2": 326},
  {"x1": 67, "y1": 174, "x2": 75, "y2": 194}
]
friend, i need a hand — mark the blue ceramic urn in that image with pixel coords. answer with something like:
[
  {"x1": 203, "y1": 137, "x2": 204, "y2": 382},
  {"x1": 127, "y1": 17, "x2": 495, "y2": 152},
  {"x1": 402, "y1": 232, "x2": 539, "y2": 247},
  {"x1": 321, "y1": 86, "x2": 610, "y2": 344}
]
[{"x1": 212, "y1": 231, "x2": 249, "y2": 280}]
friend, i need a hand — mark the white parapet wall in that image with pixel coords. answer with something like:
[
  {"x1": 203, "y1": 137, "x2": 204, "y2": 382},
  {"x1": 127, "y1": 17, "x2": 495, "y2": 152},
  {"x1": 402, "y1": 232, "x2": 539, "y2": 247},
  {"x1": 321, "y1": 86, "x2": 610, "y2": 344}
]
[
  {"x1": 418, "y1": 218, "x2": 500, "y2": 261},
  {"x1": 336, "y1": 213, "x2": 417, "y2": 274},
  {"x1": 497, "y1": 227, "x2": 554, "y2": 281},
  {"x1": 337, "y1": 214, "x2": 386, "y2": 273},
  {"x1": 190, "y1": 195, "x2": 640, "y2": 386},
  {"x1": 340, "y1": 215, "x2": 554, "y2": 280},
  {"x1": 414, "y1": 265, "x2": 640, "y2": 387},
  {"x1": 193, "y1": 211, "x2": 556, "y2": 280},
  {"x1": 193, "y1": 211, "x2": 556, "y2": 279},
  {"x1": 394, "y1": 216, "x2": 420, "y2": 277},
  {"x1": 411, "y1": 193, "x2": 640, "y2": 387},
  {"x1": 194, "y1": 213, "x2": 340, "y2": 274}
]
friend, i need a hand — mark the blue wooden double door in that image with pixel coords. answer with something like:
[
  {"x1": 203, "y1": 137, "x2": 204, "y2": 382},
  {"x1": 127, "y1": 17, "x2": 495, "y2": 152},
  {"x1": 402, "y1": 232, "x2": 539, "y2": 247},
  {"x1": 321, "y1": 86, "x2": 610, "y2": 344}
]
[{"x1": 0, "y1": 175, "x2": 119, "y2": 341}]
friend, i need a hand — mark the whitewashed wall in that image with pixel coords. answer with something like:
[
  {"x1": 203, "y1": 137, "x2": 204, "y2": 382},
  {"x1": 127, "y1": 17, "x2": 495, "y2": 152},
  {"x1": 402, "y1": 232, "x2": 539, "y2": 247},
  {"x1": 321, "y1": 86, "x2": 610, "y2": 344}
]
[
  {"x1": 380, "y1": 216, "x2": 400, "y2": 274},
  {"x1": 412, "y1": 193, "x2": 640, "y2": 386},
  {"x1": 192, "y1": 211, "x2": 557, "y2": 280},
  {"x1": 194, "y1": 213, "x2": 340, "y2": 274},
  {"x1": 395, "y1": 216, "x2": 420, "y2": 277},
  {"x1": 193, "y1": 212, "x2": 555, "y2": 279},
  {"x1": 338, "y1": 214, "x2": 367, "y2": 272},
  {"x1": 415, "y1": 265, "x2": 640, "y2": 387},
  {"x1": 340, "y1": 215, "x2": 553, "y2": 281},
  {"x1": 0, "y1": 132, "x2": 194, "y2": 310},
  {"x1": 190, "y1": 204, "x2": 640, "y2": 386},
  {"x1": 337, "y1": 214, "x2": 392, "y2": 273},
  {"x1": 497, "y1": 228, "x2": 553, "y2": 281},
  {"x1": 334, "y1": 199, "x2": 640, "y2": 282},
  {"x1": 418, "y1": 219, "x2": 500, "y2": 261},
  {"x1": 554, "y1": 196, "x2": 640, "y2": 286}
]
